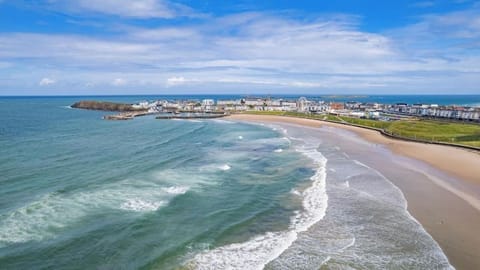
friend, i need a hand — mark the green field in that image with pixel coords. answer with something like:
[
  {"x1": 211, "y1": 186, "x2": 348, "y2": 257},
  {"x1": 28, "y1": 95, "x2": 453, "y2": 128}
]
[
  {"x1": 242, "y1": 111, "x2": 480, "y2": 148},
  {"x1": 386, "y1": 121, "x2": 480, "y2": 147}
]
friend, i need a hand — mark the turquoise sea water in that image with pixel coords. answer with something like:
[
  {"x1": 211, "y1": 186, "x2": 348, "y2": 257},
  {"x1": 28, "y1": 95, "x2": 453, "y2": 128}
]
[{"x1": 0, "y1": 97, "x2": 453, "y2": 269}]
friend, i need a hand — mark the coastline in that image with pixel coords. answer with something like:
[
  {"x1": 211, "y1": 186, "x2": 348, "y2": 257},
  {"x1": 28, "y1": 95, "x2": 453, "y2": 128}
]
[{"x1": 227, "y1": 114, "x2": 480, "y2": 270}]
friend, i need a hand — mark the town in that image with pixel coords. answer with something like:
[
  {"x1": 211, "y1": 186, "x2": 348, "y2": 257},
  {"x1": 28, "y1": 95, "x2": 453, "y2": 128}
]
[{"x1": 132, "y1": 97, "x2": 480, "y2": 123}]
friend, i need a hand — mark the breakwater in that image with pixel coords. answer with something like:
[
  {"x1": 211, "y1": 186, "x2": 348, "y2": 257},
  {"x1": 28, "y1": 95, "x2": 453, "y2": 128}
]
[
  {"x1": 103, "y1": 111, "x2": 151, "y2": 120},
  {"x1": 156, "y1": 112, "x2": 227, "y2": 120}
]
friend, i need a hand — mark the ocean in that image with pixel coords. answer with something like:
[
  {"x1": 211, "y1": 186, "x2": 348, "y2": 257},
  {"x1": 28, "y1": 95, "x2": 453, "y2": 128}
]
[
  {"x1": 5, "y1": 94, "x2": 480, "y2": 106},
  {"x1": 0, "y1": 97, "x2": 453, "y2": 269}
]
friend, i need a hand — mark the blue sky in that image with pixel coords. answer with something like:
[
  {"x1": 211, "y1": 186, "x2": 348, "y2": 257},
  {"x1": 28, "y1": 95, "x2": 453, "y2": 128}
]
[{"x1": 0, "y1": 0, "x2": 479, "y2": 95}]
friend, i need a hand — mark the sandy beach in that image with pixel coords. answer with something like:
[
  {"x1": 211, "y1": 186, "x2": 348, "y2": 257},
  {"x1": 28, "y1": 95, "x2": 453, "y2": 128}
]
[{"x1": 228, "y1": 114, "x2": 480, "y2": 270}]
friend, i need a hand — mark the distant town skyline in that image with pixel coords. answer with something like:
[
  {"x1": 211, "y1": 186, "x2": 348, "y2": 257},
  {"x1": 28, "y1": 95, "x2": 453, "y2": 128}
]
[{"x1": 1, "y1": 0, "x2": 479, "y2": 95}]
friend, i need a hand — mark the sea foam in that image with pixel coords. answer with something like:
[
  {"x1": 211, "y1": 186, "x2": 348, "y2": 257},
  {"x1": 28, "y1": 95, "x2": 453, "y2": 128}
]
[
  {"x1": 219, "y1": 164, "x2": 231, "y2": 171},
  {"x1": 162, "y1": 186, "x2": 190, "y2": 195},
  {"x1": 188, "y1": 141, "x2": 328, "y2": 269},
  {"x1": 199, "y1": 164, "x2": 231, "y2": 172},
  {"x1": 0, "y1": 179, "x2": 189, "y2": 245},
  {"x1": 212, "y1": 119, "x2": 234, "y2": 124},
  {"x1": 120, "y1": 199, "x2": 166, "y2": 212}
]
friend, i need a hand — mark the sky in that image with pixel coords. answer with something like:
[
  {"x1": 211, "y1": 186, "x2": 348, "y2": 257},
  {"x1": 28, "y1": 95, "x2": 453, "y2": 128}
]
[{"x1": 0, "y1": 0, "x2": 479, "y2": 95}]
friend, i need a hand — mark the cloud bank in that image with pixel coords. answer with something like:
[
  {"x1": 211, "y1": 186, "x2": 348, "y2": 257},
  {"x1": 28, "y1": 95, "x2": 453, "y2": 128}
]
[{"x1": 0, "y1": 3, "x2": 479, "y2": 94}]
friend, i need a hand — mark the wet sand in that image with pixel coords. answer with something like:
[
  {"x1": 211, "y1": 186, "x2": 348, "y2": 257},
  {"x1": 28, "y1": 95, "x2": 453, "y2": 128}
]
[{"x1": 227, "y1": 114, "x2": 480, "y2": 270}]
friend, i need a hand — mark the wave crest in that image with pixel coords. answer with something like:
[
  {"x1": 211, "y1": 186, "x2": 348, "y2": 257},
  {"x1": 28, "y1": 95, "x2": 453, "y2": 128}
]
[
  {"x1": 120, "y1": 199, "x2": 166, "y2": 212},
  {"x1": 187, "y1": 143, "x2": 328, "y2": 269}
]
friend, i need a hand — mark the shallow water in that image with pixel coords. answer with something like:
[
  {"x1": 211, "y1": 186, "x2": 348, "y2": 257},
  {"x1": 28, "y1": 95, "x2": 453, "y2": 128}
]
[{"x1": 263, "y1": 124, "x2": 452, "y2": 269}]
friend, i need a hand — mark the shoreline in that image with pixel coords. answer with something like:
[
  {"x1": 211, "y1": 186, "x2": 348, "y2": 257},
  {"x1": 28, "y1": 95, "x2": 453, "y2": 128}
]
[
  {"x1": 227, "y1": 114, "x2": 480, "y2": 270},
  {"x1": 228, "y1": 114, "x2": 480, "y2": 185}
]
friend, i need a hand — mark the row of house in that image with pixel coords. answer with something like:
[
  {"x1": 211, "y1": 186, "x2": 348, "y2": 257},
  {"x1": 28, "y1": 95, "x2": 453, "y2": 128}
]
[
  {"x1": 135, "y1": 97, "x2": 332, "y2": 113},
  {"x1": 216, "y1": 97, "x2": 331, "y2": 112},
  {"x1": 386, "y1": 103, "x2": 480, "y2": 122},
  {"x1": 132, "y1": 97, "x2": 480, "y2": 122}
]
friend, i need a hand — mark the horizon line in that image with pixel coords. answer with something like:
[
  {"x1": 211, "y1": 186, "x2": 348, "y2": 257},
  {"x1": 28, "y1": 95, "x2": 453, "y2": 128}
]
[{"x1": 2, "y1": 93, "x2": 480, "y2": 98}]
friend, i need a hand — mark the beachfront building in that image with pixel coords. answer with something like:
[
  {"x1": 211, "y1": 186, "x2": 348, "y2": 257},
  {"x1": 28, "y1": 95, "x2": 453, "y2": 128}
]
[
  {"x1": 383, "y1": 103, "x2": 480, "y2": 122},
  {"x1": 136, "y1": 97, "x2": 479, "y2": 122},
  {"x1": 297, "y1": 97, "x2": 309, "y2": 112},
  {"x1": 281, "y1": 100, "x2": 297, "y2": 111},
  {"x1": 329, "y1": 102, "x2": 345, "y2": 112},
  {"x1": 132, "y1": 101, "x2": 150, "y2": 110},
  {"x1": 159, "y1": 100, "x2": 180, "y2": 112},
  {"x1": 345, "y1": 101, "x2": 362, "y2": 110},
  {"x1": 181, "y1": 101, "x2": 199, "y2": 111},
  {"x1": 217, "y1": 99, "x2": 236, "y2": 111},
  {"x1": 313, "y1": 102, "x2": 329, "y2": 113},
  {"x1": 461, "y1": 109, "x2": 480, "y2": 121},
  {"x1": 244, "y1": 98, "x2": 264, "y2": 106},
  {"x1": 217, "y1": 100, "x2": 239, "y2": 106},
  {"x1": 217, "y1": 99, "x2": 248, "y2": 111},
  {"x1": 146, "y1": 101, "x2": 163, "y2": 113},
  {"x1": 260, "y1": 98, "x2": 281, "y2": 111},
  {"x1": 202, "y1": 99, "x2": 215, "y2": 111},
  {"x1": 368, "y1": 111, "x2": 381, "y2": 119},
  {"x1": 296, "y1": 97, "x2": 327, "y2": 113},
  {"x1": 266, "y1": 99, "x2": 281, "y2": 107}
]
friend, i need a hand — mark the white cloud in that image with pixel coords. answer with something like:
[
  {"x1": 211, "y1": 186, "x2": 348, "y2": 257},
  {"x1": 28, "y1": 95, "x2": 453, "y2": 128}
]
[
  {"x1": 166, "y1": 76, "x2": 187, "y2": 87},
  {"x1": 112, "y1": 78, "x2": 127, "y2": 86},
  {"x1": 390, "y1": 7, "x2": 480, "y2": 42},
  {"x1": 1, "y1": 8, "x2": 480, "y2": 94},
  {"x1": 39, "y1": 78, "x2": 56, "y2": 86},
  {"x1": 46, "y1": 0, "x2": 196, "y2": 19},
  {"x1": 78, "y1": 0, "x2": 172, "y2": 18}
]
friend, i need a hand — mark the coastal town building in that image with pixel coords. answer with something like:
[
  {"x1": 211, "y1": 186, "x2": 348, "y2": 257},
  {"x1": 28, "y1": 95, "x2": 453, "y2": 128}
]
[
  {"x1": 131, "y1": 97, "x2": 480, "y2": 123},
  {"x1": 201, "y1": 99, "x2": 215, "y2": 111},
  {"x1": 386, "y1": 104, "x2": 480, "y2": 122}
]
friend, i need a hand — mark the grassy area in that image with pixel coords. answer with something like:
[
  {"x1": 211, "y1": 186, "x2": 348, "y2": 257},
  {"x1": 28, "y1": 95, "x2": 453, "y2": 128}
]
[
  {"x1": 241, "y1": 111, "x2": 480, "y2": 148},
  {"x1": 335, "y1": 115, "x2": 392, "y2": 129},
  {"x1": 386, "y1": 121, "x2": 480, "y2": 147}
]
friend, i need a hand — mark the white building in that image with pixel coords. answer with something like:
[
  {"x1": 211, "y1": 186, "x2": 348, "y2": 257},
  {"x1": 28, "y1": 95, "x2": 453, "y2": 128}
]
[
  {"x1": 202, "y1": 99, "x2": 215, "y2": 111},
  {"x1": 217, "y1": 100, "x2": 240, "y2": 106},
  {"x1": 132, "y1": 101, "x2": 149, "y2": 110},
  {"x1": 245, "y1": 98, "x2": 264, "y2": 106},
  {"x1": 281, "y1": 100, "x2": 297, "y2": 111},
  {"x1": 297, "y1": 97, "x2": 309, "y2": 112}
]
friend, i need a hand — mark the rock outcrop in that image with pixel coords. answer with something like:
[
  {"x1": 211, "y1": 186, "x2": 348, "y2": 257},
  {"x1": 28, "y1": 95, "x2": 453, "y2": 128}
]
[{"x1": 71, "y1": 101, "x2": 141, "y2": 111}]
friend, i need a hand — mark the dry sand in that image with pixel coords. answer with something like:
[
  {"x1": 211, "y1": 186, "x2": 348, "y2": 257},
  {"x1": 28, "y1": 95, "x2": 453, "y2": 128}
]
[
  {"x1": 227, "y1": 114, "x2": 480, "y2": 270},
  {"x1": 228, "y1": 114, "x2": 480, "y2": 185}
]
